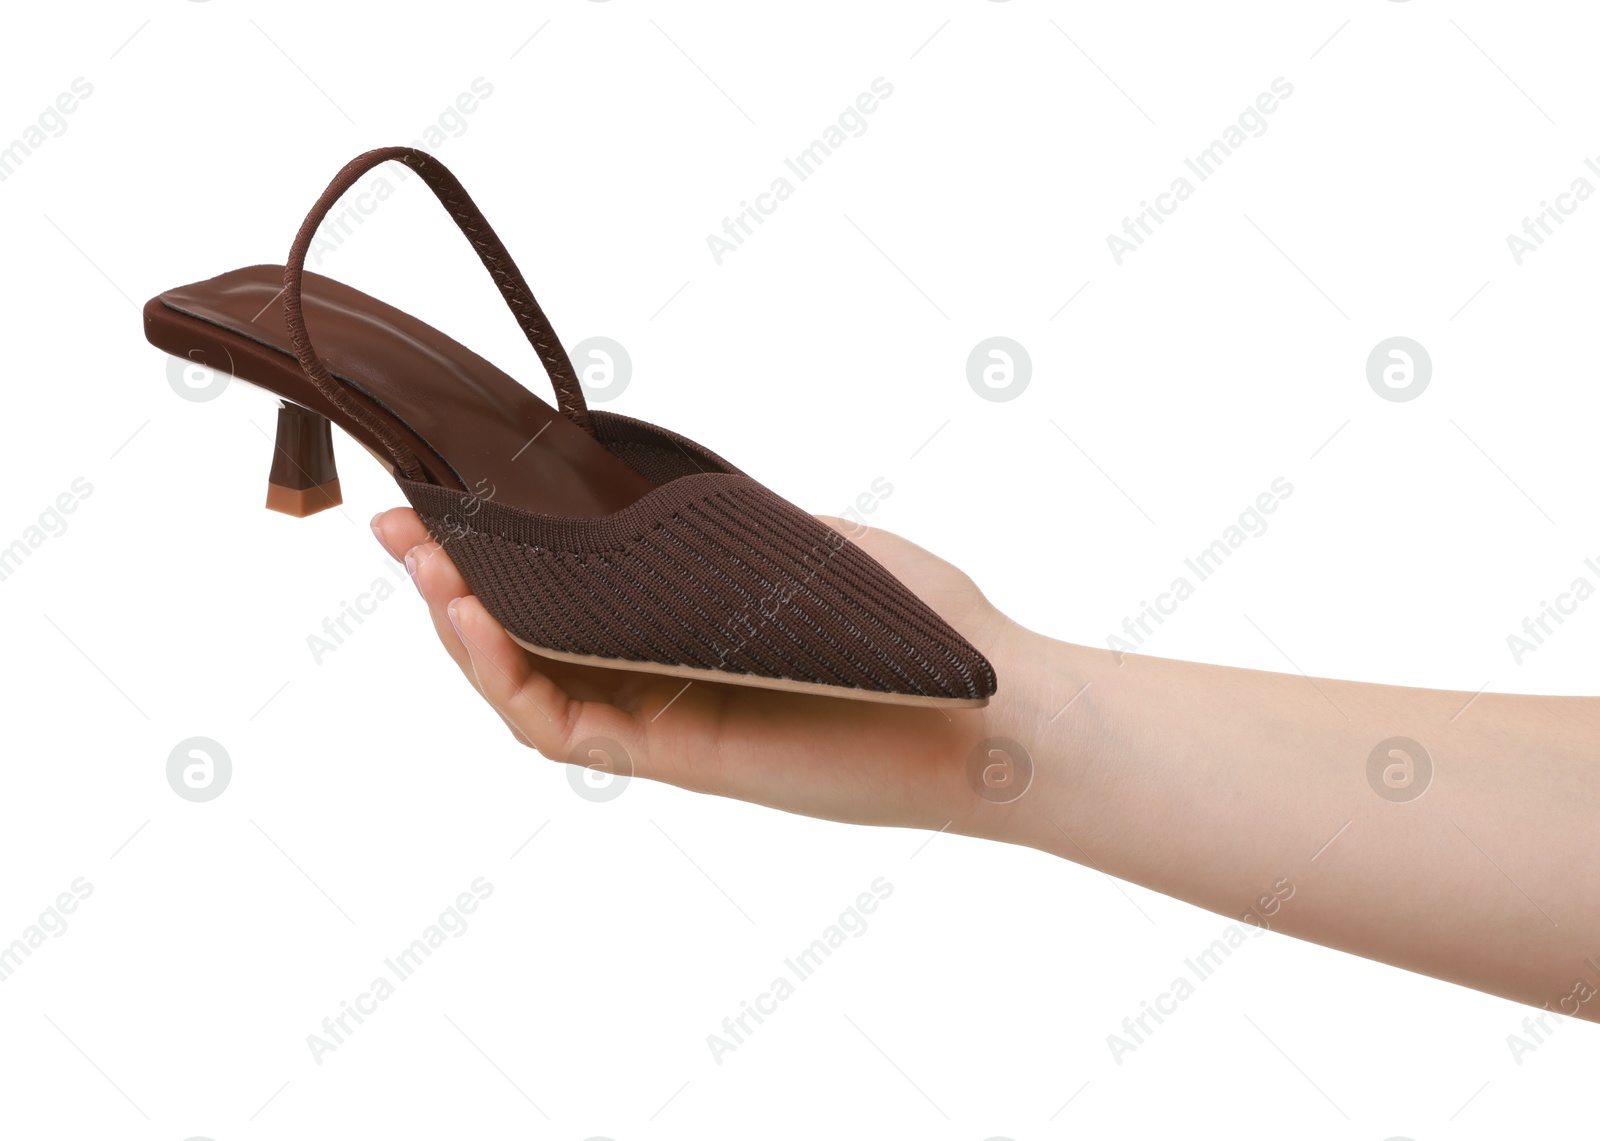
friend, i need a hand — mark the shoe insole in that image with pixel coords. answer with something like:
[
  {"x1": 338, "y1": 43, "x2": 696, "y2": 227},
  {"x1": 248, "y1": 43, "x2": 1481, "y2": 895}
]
[{"x1": 156, "y1": 265, "x2": 657, "y2": 518}]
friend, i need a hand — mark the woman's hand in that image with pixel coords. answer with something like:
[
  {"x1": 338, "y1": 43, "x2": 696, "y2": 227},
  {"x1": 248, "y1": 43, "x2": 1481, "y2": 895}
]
[
  {"x1": 371, "y1": 508, "x2": 1049, "y2": 841},
  {"x1": 376, "y1": 503, "x2": 1600, "y2": 1020}
]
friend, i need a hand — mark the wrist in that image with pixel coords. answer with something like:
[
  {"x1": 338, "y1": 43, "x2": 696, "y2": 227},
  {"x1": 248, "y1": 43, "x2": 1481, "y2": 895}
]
[{"x1": 972, "y1": 619, "x2": 1119, "y2": 856}]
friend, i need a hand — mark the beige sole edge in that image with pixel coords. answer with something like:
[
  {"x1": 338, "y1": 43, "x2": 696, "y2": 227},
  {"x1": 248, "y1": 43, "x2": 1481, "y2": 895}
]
[{"x1": 507, "y1": 634, "x2": 989, "y2": 709}]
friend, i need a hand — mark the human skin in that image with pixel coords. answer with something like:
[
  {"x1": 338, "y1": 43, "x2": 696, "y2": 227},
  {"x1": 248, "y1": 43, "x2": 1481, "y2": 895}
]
[{"x1": 372, "y1": 507, "x2": 1600, "y2": 1023}]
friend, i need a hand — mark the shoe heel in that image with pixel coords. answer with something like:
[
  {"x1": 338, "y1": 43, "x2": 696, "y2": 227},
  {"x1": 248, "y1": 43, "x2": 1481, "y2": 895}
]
[{"x1": 265, "y1": 402, "x2": 342, "y2": 517}]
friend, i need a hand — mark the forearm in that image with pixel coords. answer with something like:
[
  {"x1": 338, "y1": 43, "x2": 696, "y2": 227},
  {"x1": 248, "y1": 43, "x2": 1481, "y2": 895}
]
[{"x1": 989, "y1": 625, "x2": 1600, "y2": 1020}]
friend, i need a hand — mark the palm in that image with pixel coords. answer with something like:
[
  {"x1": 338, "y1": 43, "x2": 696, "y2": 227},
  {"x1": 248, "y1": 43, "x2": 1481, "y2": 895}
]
[{"x1": 377, "y1": 508, "x2": 1020, "y2": 834}]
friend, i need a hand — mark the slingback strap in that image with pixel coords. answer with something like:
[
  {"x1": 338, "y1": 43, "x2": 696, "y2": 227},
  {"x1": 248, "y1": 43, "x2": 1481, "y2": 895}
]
[{"x1": 282, "y1": 146, "x2": 592, "y2": 481}]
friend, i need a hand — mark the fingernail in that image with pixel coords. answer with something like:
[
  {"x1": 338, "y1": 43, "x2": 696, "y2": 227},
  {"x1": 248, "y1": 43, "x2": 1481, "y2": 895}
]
[
  {"x1": 446, "y1": 598, "x2": 464, "y2": 642},
  {"x1": 404, "y1": 547, "x2": 423, "y2": 596},
  {"x1": 370, "y1": 513, "x2": 386, "y2": 547}
]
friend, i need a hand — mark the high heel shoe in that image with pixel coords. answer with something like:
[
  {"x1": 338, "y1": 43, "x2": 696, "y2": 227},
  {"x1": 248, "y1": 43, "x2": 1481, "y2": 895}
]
[{"x1": 144, "y1": 147, "x2": 996, "y2": 707}]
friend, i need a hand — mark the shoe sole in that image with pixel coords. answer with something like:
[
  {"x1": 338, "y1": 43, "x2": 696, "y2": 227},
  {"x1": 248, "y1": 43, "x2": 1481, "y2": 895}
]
[{"x1": 506, "y1": 634, "x2": 989, "y2": 708}]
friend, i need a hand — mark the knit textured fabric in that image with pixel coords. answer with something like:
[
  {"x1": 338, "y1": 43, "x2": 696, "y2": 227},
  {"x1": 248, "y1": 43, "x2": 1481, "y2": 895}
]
[
  {"x1": 588, "y1": 409, "x2": 745, "y2": 483},
  {"x1": 399, "y1": 462, "x2": 996, "y2": 701}
]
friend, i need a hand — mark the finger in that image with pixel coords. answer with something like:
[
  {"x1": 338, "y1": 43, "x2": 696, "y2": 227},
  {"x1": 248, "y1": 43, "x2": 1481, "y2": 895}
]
[
  {"x1": 447, "y1": 595, "x2": 579, "y2": 757},
  {"x1": 403, "y1": 541, "x2": 480, "y2": 688},
  {"x1": 372, "y1": 509, "x2": 478, "y2": 683},
  {"x1": 371, "y1": 507, "x2": 429, "y2": 561}
]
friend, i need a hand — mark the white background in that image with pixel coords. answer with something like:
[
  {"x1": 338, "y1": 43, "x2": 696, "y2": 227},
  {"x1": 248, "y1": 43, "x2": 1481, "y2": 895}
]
[{"x1": 2, "y1": 0, "x2": 1597, "y2": 1136}]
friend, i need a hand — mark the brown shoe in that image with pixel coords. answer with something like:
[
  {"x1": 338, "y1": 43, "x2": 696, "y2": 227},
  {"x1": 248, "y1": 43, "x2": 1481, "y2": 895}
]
[{"x1": 144, "y1": 147, "x2": 996, "y2": 707}]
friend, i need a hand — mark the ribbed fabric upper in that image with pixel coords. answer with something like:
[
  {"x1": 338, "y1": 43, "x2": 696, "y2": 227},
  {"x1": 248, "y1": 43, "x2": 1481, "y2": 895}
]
[
  {"x1": 399, "y1": 456, "x2": 996, "y2": 701},
  {"x1": 588, "y1": 409, "x2": 746, "y2": 483}
]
